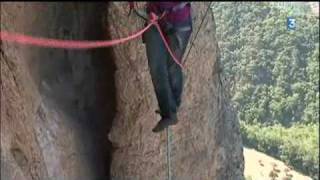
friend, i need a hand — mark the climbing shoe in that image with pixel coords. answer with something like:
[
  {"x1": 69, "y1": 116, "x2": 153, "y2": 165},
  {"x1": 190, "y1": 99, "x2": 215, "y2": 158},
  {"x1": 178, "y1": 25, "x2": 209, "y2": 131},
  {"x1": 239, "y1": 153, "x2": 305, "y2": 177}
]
[{"x1": 152, "y1": 114, "x2": 178, "y2": 133}]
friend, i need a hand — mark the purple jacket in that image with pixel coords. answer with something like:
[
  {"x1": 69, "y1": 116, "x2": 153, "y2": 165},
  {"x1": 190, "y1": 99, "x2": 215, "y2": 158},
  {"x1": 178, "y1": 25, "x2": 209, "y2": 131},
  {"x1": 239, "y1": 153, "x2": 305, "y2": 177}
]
[{"x1": 146, "y1": 2, "x2": 192, "y2": 30}]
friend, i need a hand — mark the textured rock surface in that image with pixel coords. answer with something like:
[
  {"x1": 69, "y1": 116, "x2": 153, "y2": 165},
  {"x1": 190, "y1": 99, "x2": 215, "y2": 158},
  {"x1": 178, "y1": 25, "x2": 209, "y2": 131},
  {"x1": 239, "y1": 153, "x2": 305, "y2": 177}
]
[
  {"x1": 1, "y1": 2, "x2": 244, "y2": 180},
  {"x1": 107, "y1": 2, "x2": 244, "y2": 180},
  {"x1": 1, "y1": 2, "x2": 114, "y2": 180}
]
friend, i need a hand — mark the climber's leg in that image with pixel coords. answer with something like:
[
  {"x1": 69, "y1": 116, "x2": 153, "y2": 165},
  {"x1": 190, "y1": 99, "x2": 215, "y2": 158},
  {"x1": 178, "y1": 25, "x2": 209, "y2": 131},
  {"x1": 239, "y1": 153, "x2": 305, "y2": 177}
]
[
  {"x1": 153, "y1": 24, "x2": 192, "y2": 116},
  {"x1": 167, "y1": 23, "x2": 192, "y2": 110},
  {"x1": 144, "y1": 26, "x2": 177, "y2": 120}
]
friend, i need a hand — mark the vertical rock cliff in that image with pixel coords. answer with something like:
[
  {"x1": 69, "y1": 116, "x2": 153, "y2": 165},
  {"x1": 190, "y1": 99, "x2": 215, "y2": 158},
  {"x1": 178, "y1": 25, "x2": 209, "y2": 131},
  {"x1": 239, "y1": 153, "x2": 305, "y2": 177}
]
[
  {"x1": 1, "y1": 2, "x2": 244, "y2": 180},
  {"x1": 107, "y1": 2, "x2": 244, "y2": 180},
  {"x1": 1, "y1": 2, "x2": 115, "y2": 180}
]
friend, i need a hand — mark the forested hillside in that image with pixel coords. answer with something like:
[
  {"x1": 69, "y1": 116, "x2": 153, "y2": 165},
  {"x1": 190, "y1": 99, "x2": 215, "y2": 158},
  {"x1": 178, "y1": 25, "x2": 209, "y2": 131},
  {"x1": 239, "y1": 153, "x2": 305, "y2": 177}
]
[{"x1": 212, "y1": 2, "x2": 319, "y2": 179}]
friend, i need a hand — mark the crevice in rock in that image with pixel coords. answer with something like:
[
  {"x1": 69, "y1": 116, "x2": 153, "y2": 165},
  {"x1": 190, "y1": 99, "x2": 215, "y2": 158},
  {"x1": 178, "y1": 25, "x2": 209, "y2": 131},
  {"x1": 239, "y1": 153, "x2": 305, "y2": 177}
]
[
  {"x1": 72, "y1": 4, "x2": 117, "y2": 180},
  {"x1": 87, "y1": 4, "x2": 117, "y2": 179}
]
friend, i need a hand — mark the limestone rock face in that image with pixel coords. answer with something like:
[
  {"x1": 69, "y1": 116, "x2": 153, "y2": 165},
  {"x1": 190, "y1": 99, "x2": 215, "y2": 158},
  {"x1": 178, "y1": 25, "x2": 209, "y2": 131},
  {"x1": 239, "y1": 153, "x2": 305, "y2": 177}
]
[
  {"x1": 1, "y1": 3, "x2": 114, "y2": 180},
  {"x1": 106, "y1": 2, "x2": 244, "y2": 180},
  {"x1": 1, "y1": 2, "x2": 244, "y2": 180}
]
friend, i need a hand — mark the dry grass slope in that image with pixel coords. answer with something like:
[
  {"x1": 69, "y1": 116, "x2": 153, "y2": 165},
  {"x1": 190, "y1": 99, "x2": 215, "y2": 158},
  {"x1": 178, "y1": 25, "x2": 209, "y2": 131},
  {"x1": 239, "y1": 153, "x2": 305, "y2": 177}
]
[{"x1": 244, "y1": 147, "x2": 313, "y2": 180}]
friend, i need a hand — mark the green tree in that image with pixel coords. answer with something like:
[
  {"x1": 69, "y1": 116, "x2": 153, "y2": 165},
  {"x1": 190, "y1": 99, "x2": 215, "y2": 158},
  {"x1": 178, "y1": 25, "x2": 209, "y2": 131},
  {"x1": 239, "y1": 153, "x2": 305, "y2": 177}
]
[{"x1": 213, "y1": 2, "x2": 319, "y2": 126}]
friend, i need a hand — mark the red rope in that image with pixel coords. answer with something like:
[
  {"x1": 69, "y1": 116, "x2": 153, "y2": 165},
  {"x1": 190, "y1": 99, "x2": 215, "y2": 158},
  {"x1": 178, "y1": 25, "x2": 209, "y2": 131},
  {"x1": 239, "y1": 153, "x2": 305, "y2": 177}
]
[
  {"x1": 0, "y1": 24, "x2": 152, "y2": 49},
  {"x1": 0, "y1": 12, "x2": 184, "y2": 68}
]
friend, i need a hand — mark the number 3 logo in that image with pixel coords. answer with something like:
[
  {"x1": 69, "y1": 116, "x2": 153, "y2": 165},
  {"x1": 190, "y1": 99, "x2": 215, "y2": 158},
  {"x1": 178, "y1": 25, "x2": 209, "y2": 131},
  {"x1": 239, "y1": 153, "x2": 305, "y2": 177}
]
[{"x1": 287, "y1": 17, "x2": 296, "y2": 30}]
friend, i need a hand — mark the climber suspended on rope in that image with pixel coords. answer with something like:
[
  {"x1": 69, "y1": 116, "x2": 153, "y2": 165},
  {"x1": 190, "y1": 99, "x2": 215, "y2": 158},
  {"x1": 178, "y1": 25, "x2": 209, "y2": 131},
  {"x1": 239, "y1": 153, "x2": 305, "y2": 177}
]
[{"x1": 131, "y1": 2, "x2": 193, "y2": 133}]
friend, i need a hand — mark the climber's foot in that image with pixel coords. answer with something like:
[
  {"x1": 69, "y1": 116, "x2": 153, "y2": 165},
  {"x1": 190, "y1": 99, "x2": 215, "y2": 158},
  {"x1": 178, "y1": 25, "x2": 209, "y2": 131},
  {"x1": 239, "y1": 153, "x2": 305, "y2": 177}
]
[
  {"x1": 152, "y1": 115, "x2": 178, "y2": 133},
  {"x1": 155, "y1": 109, "x2": 161, "y2": 114}
]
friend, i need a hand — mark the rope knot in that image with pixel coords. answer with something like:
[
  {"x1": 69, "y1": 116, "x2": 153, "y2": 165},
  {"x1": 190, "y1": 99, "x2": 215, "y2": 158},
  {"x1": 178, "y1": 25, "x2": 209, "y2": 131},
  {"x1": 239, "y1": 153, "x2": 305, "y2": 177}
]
[
  {"x1": 149, "y1": 12, "x2": 159, "y2": 24},
  {"x1": 149, "y1": 12, "x2": 167, "y2": 24}
]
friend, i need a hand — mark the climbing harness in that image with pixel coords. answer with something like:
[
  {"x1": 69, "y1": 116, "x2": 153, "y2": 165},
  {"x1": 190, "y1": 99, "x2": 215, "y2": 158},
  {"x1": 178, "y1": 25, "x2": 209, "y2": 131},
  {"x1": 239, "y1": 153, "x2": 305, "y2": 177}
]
[
  {"x1": 129, "y1": 2, "x2": 190, "y2": 19},
  {"x1": 129, "y1": 2, "x2": 192, "y2": 34}
]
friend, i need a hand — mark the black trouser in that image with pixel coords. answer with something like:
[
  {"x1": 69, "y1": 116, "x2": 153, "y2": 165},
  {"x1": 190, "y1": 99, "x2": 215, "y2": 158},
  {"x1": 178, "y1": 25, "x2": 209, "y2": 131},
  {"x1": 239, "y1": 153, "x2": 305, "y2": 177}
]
[{"x1": 144, "y1": 21, "x2": 192, "y2": 119}]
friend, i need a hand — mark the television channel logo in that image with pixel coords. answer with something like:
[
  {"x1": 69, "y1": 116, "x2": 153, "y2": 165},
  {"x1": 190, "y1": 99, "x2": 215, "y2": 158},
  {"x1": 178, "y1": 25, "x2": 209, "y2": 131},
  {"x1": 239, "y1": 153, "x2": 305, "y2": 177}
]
[{"x1": 287, "y1": 17, "x2": 296, "y2": 31}]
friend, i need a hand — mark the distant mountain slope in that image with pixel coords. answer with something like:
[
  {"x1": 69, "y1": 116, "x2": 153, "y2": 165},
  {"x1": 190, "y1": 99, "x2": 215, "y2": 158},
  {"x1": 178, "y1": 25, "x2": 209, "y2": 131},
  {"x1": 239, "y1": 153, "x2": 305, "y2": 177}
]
[{"x1": 244, "y1": 147, "x2": 313, "y2": 180}]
